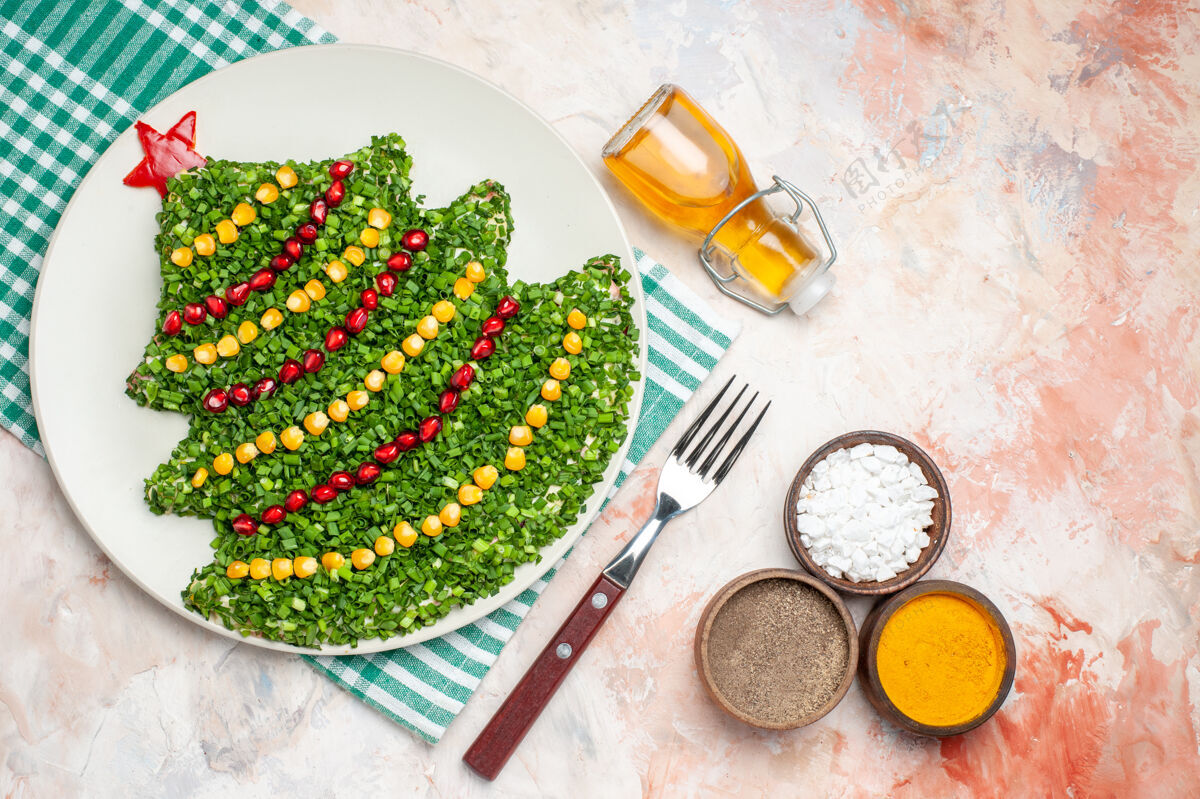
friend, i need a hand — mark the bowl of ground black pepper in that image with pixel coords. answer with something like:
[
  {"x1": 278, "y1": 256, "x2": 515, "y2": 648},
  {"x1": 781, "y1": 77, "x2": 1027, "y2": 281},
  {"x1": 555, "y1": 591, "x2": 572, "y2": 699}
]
[{"x1": 694, "y1": 569, "x2": 858, "y2": 730}]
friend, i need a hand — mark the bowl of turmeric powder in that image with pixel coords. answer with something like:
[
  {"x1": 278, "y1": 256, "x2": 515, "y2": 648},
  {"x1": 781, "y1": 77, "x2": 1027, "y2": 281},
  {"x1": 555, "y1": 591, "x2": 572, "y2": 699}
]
[{"x1": 858, "y1": 580, "x2": 1016, "y2": 737}]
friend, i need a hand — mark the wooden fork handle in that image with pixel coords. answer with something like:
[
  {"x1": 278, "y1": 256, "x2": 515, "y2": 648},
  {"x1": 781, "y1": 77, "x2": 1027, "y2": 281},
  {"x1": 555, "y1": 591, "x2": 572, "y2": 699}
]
[{"x1": 463, "y1": 573, "x2": 626, "y2": 780}]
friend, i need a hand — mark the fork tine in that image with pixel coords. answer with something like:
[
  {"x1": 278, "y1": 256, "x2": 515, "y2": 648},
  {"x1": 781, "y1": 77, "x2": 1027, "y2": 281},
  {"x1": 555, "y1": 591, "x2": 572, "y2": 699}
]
[
  {"x1": 711, "y1": 401, "x2": 770, "y2": 484},
  {"x1": 671, "y1": 375, "x2": 734, "y2": 458},
  {"x1": 685, "y1": 384, "x2": 747, "y2": 469},
  {"x1": 697, "y1": 391, "x2": 758, "y2": 478}
]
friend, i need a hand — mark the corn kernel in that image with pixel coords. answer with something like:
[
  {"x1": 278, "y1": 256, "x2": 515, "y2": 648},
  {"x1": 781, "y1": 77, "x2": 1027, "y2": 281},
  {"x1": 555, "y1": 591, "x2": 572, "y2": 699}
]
[
  {"x1": 286, "y1": 290, "x2": 311, "y2": 313},
  {"x1": 458, "y1": 484, "x2": 483, "y2": 505},
  {"x1": 255, "y1": 431, "x2": 277, "y2": 455},
  {"x1": 213, "y1": 452, "x2": 234, "y2": 475},
  {"x1": 237, "y1": 321, "x2": 258, "y2": 344},
  {"x1": 473, "y1": 464, "x2": 499, "y2": 490},
  {"x1": 293, "y1": 556, "x2": 318, "y2": 579},
  {"x1": 440, "y1": 502, "x2": 462, "y2": 528},
  {"x1": 216, "y1": 335, "x2": 240, "y2": 358},
  {"x1": 226, "y1": 560, "x2": 249, "y2": 579},
  {"x1": 567, "y1": 309, "x2": 587, "y2": 330},
  {"x1": 505, "y1": 446, "x2": 526, "y2": 471},
  {"x1": 549, "y1": 358, "x2": 571, "y2": 381},
  {"x1": 453, "y1": 277, "x2": 475, "y2": 300},
  {"x1": 321, "y1": 552, "x2": 345, "y2": 572},
  {"x1": 215, "y1": 219, "x2": 238, "y2": 244},
  {"x1": 402, "y1": 334, "x2": 425, "y2": 357},
  {"x1": 271, "y1": 557, "x2": 293, "y2": 581},
  {"x1": 170, "y1": 247, "x2": 193, "y2": 268},
  {"x1": 304, "y1": 411, "x2": 329, "y2": 435},
  {"x1": 364, "y1": 370, "x2": 386, "y2": 392},
  {"x1": 359, "y1": 227, "x2": 380, "y2": 248},
  {"x1": 325, "y1": 260, "x2": 348, "y2": 283},
  {"x1": 193, "y1": 234, "x2": 216, "y2": 256},
  {"x1": 191, "y1": 467, "x2": 209, "y2": 488},
  {"x1": 541, "y1": 379, "x2": 562, "y2": 401},
  {"x1": 368, "y1": 207, "x2": 392, "y2": 229},
  {"x1": 327, "y1": 399, "x2": 349, "y2": 423},
  {"x1": 421, "y1": 515, "x2": 443, "y2": 537},
  {"x1": 280, "y1": 426, "x2": 304, "y2": 450},
  {"x1": 236, "y1": 442, "x2": 258, "y2": 464},
  {"x1": 432, "y1": 300, "x2": 456, "y2": 323},
  {"x1": 393, "y1": 521, "x2": 418, "y2": 548},
  {"x1": 416, "y1": 315, "x2": 439, "y2": 340},
  {"x1": 347, "y1": 390, "x2": 369, "y2": 411},
  {"x1": 563, "y1": 331, "x2": 583, "y2": 354},
  {"x1": 351, "y1": 548, "x2": 375, "y2": 570},
  {"x1": 343, "y1": 245, "x2": 365, "y2": 266},
  {"x1": 374, "y1": 535, "x2": 395, "y2": 557},
  {"x1": 193, "y1": 343, "x2": 218, "y2": 365},
  {"x1": 525, "y1": 404, "x2": 548, "y2": 428},
  {"x1": 261, "y1": 307, "x2": 284, "y2": 330},
  {"x1": 509, "y1": 425, "x2": 533, "y2": 446},
  {"x1": 165, "y1": 354, "x2": 188, "y2": 373},
  {"x1": 465, "y1": 261, "x2": 486, "y2": 283},
  {"x1": 248, "y1": 558, "x2": 271, "y2": 580},
  {"x1": 255, "y1": 183, "x2": 279, "y2": 204},
  {"x1": 231, "y1": 202, "x2": 256, "y2": 227},
  {"x1": 381, "y1": 351, "x2": 406, "y2": 374},
  {"x1": 304, "y1": 279, "x2": 326, "y2": 301},
  {"x1": 275, "y1": 165, "x2": 298, "y2": 189}
]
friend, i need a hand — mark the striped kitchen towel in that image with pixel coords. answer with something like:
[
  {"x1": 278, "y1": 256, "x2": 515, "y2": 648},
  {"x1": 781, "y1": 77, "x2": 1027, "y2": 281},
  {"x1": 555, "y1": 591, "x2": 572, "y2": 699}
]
[{"x1": 307, "y1": 247, "x2": 740, "y2": 742}]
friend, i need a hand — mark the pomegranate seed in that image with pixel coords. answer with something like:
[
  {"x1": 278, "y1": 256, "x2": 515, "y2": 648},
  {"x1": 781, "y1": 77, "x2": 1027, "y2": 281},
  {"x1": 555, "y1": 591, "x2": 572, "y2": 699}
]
[
  {"x1": 375, "y1": 272, "x2": 397, "y2": 296},
  {"x1": 204, "y1": 295, "x2": 228, "y2": 320},
  {"x1": 255, "y1": 377, "x2": 278, "y2": 397},
  {"x1": 496, "y1": 296, "x2": 520, "y2": 319},
  {"x1": 296, "y1": 223, "x2": 318, "y2": 244},
  {"x1": 325, "y1": 180, "x2": 345, "y2": 207},
  {"x1": 329, "y1": 160, "x2": 354, "y2": 179},
  {"x1": 355, "y1": 462, "x2": 381, "y2": 485},
  {"x1": 345, "y1": 307, "x2": 369, "y2": 334},
  {"x1": 470, "y1": 336, "x2": 495, "y2": 360},
  {"x1": 401, "y1": 229, "x2": 428, "y2": 251},
  {"x1": 480, "y1": 316, "x2": 505, "y2": 337},
  {"x1": 183, "y1": 303, "x2": 206, "y2": 325},
  {"x1": 310, "y1": 198, "x2": 328, "y2": 225},
  {"x1": 225, "y1": 282, "x2": 251, "y2": 306},
  {"x1": 329, "y1": 471, "x2": 355, "y2": 492},
  {"x1": 449, "y1": 364, "x2": 475, "y2": 391},
  {"x1": 311, "y1": 484, "x2": 337, "y2": 504},
  {"x1": 270, "y1": 253, "x2": 293, "y2": 272},
  {"x1": 202, "y1": 388, "x2": 228, "y2": 413},
  {"x1": 162, "y1": 310, "x2": 183, "y2": 336},
  {"x1": 278, "y1": 359, "x2": 303, "y2": 384},
  {"x1": 283, "y1": 237, "x2": 304, "y2": 262},
  {"x1": 261, "y1": 505, "x2": 287, "y2": 525},
  {"x1": 249, "y1": 268, "x2": 276, "y2": 291},
  {"x1": 386, "y1": 252, "x2": 412, "y2": 272},
  {"x1": 394, "y1": 431, "x2": 418, "y2": 451},
  {"x1": 360, "y1": 289, "x2": 378, "y2": 310},
  {"x1": 325, "y1": 326, "x2": 349, "y2": 351},
  {"x1": 418, "y1": 415, "x2": 442, "y2": 443},
  {"x1": 374, "y1": 441, "x2": 401, "y2": 465},
  {"x1": 231, "y1": 513, "x2": 257, "y2": 536},
  {"x1": 302, "y1": 349, "x2": 324, "y2": 373},
  {"x1": 439, "y1": 389, "x2": 459, "y2": 414},
  {"x1": 284, "y1": 490, "x2": 309, "y2": 513},
  {"x1": 229, "y1": 383, "x2": 254, "y2": 407}
]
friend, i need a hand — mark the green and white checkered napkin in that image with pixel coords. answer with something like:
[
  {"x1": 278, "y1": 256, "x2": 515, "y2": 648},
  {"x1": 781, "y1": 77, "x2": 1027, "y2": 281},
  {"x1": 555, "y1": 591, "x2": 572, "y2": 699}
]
[{"x1": 0, "y1": 1, "x2": 740, "y2": 743}]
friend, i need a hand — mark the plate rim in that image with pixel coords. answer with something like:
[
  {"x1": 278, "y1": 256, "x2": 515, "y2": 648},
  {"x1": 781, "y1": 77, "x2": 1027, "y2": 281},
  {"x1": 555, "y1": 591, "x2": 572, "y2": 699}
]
[{"x1": 29, "y1": 42, "x2": 646, "y2": 655}]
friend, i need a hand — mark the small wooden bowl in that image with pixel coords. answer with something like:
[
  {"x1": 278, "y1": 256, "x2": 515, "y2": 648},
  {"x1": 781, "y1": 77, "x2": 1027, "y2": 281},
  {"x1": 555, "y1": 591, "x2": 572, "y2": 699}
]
[
  {"x1": 694, "y1": 569, "x2": 858, "y2": 730},
  {"x1": 784, "y1": 430, "x2": 951, "y2": 596},
  {"x1": 858, "y1": 580, "x2": 1017, "y2": 737}
]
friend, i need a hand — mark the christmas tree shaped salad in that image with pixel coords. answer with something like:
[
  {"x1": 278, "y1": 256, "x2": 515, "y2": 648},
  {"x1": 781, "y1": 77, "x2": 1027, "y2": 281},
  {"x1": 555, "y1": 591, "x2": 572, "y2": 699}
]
[{"x1": 124, "y1": 115, "x2": 639, "y2": 647}]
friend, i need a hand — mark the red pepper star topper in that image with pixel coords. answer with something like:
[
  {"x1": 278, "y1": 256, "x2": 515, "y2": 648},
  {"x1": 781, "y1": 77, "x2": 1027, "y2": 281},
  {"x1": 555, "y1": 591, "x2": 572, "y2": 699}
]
[{"x1": 123, "y1": 111, "x2": 207, "y2": 197}]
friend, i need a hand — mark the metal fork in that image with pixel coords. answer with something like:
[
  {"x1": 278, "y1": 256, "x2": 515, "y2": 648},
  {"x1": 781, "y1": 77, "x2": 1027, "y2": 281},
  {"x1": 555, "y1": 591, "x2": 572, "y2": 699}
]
[{"x1": 464, "y1": 377, "x2": 768, "y2": 780}]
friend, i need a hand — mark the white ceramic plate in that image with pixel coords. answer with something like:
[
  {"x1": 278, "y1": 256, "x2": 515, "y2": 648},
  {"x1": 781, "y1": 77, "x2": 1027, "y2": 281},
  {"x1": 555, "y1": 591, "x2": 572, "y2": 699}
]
[{"x1": 30, "y1": 45, "x2": 644, "y2": 655}]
